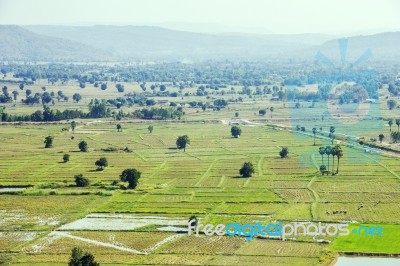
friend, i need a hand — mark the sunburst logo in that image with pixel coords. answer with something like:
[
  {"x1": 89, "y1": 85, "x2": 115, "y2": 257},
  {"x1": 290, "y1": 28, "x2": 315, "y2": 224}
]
[
  {"x1": 315, "y1": 38, "x2": 373, "y2": 69},
  {"x1": 289, "y1": 38, "x2": 382, "y2": 167},
  {"x1": 315, "y1": 39, "x2": 377, "y2": 124}
]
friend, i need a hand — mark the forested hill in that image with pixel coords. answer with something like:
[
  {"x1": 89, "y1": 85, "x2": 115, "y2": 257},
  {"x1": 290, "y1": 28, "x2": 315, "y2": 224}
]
[
  {"x1": 0, "y1": 25, "x2": 115, "y2": 61},
  {"x1": 0, "y1": 25, "x2": 399, "y2": 62}
]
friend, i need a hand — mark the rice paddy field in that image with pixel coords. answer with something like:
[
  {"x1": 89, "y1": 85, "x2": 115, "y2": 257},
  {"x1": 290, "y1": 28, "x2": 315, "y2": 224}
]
[{"x1": 1, "y1": 83, "x2": 400, "y2": 265}]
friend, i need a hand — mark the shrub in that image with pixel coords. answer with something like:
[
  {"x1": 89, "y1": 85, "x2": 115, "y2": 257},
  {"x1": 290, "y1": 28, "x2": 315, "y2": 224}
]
[
  {"x1": 239, "y1": 162, "x2": 255, "y2": 177},
  {"x1": 74, "y1": 174, "x2": 90, "y2": 187},
  {"x1": 279, "y1": 147, "x2": 289, "y2": 158}
]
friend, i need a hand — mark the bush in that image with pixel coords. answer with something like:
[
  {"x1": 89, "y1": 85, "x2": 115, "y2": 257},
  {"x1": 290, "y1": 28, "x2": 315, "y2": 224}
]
[
  {"x1": 74, "y1": 174, "x2": 90, "y2": 187},
  {"x1": 69, "y1": 247, "x2": 99, "y2": 266},
  {"x1": 231, "y1": 126, "x2": 242, "y2": 138},
  {"x1": 120, "y1": 169, "x2": 141, "y2": 189},
  {"x1": 279, "y1": 147, "x2": 289, "y2": 158},
  {"x1": 101, "y1": 147, "x2": 119, "y2": 152},
  {"x1": 95, "y1": 157, "x2": 108, "y2": 170},
  {"x1": 78, "y1": 141, "x2": 88, "y2": 152},
  {"x1": 239, "y1": 162, "x2": 255, "y2": 177},
  {"x1": 63, "y1": 154, "x2": 70, "y2": 163}
]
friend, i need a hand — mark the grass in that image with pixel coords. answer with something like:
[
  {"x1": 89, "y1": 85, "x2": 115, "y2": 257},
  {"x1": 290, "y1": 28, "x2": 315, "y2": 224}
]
[
  {"x1": 1, "y1": 83, "x2": 400, "y2": 264},
  {"x1": 331, "y1": 224, "x2": 400, "y2": 254}
]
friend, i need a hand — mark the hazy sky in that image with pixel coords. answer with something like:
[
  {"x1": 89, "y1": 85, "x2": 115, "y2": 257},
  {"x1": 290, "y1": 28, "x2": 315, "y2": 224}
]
[{"x1": 0, "y1": 0, "x2": 399, "y2": 34}]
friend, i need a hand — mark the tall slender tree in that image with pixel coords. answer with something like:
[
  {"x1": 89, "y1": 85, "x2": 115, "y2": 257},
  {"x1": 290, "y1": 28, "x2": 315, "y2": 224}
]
[
  {"x1": 379, "y1": 134, "x2": 385, "y2": 143},
  {"x1": 331, "y1": 146, "x2": 337, "y2": 173},
  {"x1": 12, "y1": 90, "x2": 19, "y2": 101},
  {"x1": 312, "y1": 127, "x2": 317, "y2": 146},
  {"x1": 325, "y1": 146, "x2": 332, "y2": 171},
  {"x1": 329, "y1": 126, "x2": 335, "y2": 144},
  {"x1": 335, "y1": 145, "x2": 343, "y2": 174},
  {"x1": 388, "y1": 119, "x2": 393, "y2": 132},
  {"x1": 319, "y1": 146, "x2": 326, "y2": 165}
]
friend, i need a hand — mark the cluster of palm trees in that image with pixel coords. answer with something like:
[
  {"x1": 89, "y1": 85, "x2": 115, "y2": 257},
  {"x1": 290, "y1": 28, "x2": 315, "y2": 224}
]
[
  {"x1": 318, "y1": 145, "x2": 343, "y2": 175},
  {"x1": 392, "y1": 131, "x2": 400, "y2": 143},
  {"x1": 388, "y1": 119, "x2": 400, "y2": 133},
  {"x1": 388, "y1": 119, "x2": 400, "y2": 143}
]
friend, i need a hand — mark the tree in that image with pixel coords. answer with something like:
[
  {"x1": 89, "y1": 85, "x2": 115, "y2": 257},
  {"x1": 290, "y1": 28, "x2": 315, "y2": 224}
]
[
  {"x1": 101, "y1": 83, "x2": 107, "y2": 90},
  {"x1": 335, "y1": 145, "x2": 343, "y2": 174},
  {"x1": 391, "y1": 131, "x2": 400, "y2": 143},
  {"x1": 239, "y1": 162, "x2": 255, "y2": 177},
  {"x1": 12, "y1": 90, "x2": 19, "y2": 101},
  {"x1": 69, "y1": 247, "x2": 83, "y2": 266},
  {"x1": 71, "y1": 121, "x2": 77, "y2": 132},
  {"x1": 26, "y1": 89, "x2": 32, "y2": 97},
  {"x1": 79, "y1": 253, "x2": 99, "y2": 266},
  {"x1": 120, "y1": 168, "x2": 141, "y2": 189},
  {"x1": 396, "y1": 119, "x2": 400, "y2": 132},
  {"x1": 188, "y1": 215, "x2": 198, "y2": 229},
  {"x1": 44, "y1": 136, "x2": 54, "y2": 148},
  {"x1": 279, "y1": 147, "x2": 289, "y2": 158},
  {"x1": 320, "y1": 165, "x2": 327, "y2": 175},
  {"x1": 270, "y1": 106, "x2": 274, "y2": 119},
  {"x1": 95, "y1": 157, "x2": 108, "y2": 170},
  {"x1": 63, "y1": 154, "x2": 70, "y2": 163},
  {"x1": 79, "y1": 82, "x2": 86, "y2": 89},
  {"x1": 325, "y1": 146, "x2": 332, "y2": 171},
  {"x1": 160, "y1": 84, "x2": 167, "y2": 91},
  {"x1": 329, "y1": 126, "x2": 335, "y2": 144},
  {"x1": 148, "y1": 125, "x2": 154, "y2": 133},
  {"x1": 387, "y1": 99, "x2": 397, "y2": 110},
  {"x1": 73, "y1": 93, "x2": 82, "y2": 103},
  {"x1": 235, "y1": 112, "x2": 239, "y2": 118},
  {"x1": 176, "y1": 135, "x2": 190, "y2": 152},
  {"x1": 19, "y1": 83, "x2": 24, "y2": 90},
  {"x1": 259, "y1": 109, "x2": 266, "y2": 116},
  {"x1": 116, "y1": 84, "x2": 124, "y2": 93},
  {"x1": 331, "y1": 145, "x2": 337, "y2": 173},
  {"x1": 319, "y1": 146, "x2": 325, "y2": 164},
  {"x1": 116, "y1": 124, "x2": 122, "y2": 132},
  {"x1": 312, "y1": 127, "x2": 317, "y2": 146},
  {"x1": 231, "y1": 126, "x2": 242, "y2": 138},
  {"x1": 78, "y1": 141, "x2": 88, "y2": 152},
  {"x1": 389, "y1": 119, "x2": 393, "y2": 132},
  {"x1": 379, "y1": 134, "x2": 385, "y2": 143},
  {"x1": 42, "y1": 92, "x2": 52, "y2": 104},
  {"x1": 74, "y1": 174, "x2": 90, "y2": 187},
  {"x1": 69, "y1": 247, "x2": 99, "y2": 266}
]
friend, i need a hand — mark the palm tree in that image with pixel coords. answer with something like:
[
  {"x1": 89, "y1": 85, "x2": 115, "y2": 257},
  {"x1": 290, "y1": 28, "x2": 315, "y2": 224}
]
[
  {"x1": 330, "y1": 126, "x2": 335, "y2": 144},
  {"x1": 325, "y1": 146, "x2": 332, "y2": 171},
  {"x1": 331, "y1": 146, "x2": 337, "y2": 173},
  {"x1": 270, "y1": 107, "x2": 274, "y2": 119},
  {"x1": 312, "y1": 127, "x2": 317, "y2": 145},
  {"x1": 388, "y1": 119, "x2": 393, "y2": 132},
  {"x1": 379, "y1": 134, "x2": 384, "y2": 143},
  {"x1": 12, "y1": 90, "x2": 19, "y2": 101},
  {"x1": 396, "y1": 119, "x2": 400, "y2": 132},
  {"x1": 335, "y1": 145, "x2": 343, "y2": 174},
  {"x1": 319, "y1": 146, "x2": 325, "y2": 165}
]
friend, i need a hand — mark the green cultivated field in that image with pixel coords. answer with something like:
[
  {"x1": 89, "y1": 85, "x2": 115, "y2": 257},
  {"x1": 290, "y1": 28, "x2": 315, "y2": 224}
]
[{"x1": 1, "y1": 83, "x2": 400, "y2": 265}]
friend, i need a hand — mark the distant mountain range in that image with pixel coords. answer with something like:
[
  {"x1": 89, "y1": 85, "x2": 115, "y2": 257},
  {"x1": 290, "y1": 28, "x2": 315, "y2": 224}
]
[
  {"x1": 0, "y1": 25, "x2": 114, "y2": 61},
  {"x1": 0, "y1": 25, "x2": 398, "y2": 62}
]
